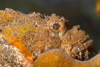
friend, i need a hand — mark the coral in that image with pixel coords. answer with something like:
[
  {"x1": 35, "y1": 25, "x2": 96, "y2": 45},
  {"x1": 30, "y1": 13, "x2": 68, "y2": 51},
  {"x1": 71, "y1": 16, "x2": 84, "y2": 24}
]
[{"x1": 33, "y1": 49, "x2": 100, "y2": 67}]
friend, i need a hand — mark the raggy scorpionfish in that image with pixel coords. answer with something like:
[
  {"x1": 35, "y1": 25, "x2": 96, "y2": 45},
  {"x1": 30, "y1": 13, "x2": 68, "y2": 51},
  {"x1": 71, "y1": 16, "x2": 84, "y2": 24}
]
[{"x1": 0, "y1": 8, "x2": 95, "y2": 67}]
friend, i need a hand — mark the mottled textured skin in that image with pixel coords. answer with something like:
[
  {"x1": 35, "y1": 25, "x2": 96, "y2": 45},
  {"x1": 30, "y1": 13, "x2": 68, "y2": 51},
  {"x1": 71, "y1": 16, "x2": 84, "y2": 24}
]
[{"x1": 0, "y1": 8, "x2": 94, "y2": 66}]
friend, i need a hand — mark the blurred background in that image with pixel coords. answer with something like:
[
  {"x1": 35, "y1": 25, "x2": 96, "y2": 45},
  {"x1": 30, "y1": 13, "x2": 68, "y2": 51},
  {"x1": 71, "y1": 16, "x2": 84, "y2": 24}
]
[{"x1": 0, "y1": 0, "x2": 100, "y2": 54}]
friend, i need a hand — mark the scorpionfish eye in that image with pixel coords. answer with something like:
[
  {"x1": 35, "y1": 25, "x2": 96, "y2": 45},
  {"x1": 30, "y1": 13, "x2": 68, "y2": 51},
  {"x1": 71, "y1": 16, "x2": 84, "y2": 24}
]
[
  {"x1": 48, "y1": 14, "x2": 69, "y2": 36},
  {"x1": 53, "y1": 24, "x2": 60, "y2": 30},
  {"x1": 49, "y1": 21, "x2": 64, "y2": 32}
]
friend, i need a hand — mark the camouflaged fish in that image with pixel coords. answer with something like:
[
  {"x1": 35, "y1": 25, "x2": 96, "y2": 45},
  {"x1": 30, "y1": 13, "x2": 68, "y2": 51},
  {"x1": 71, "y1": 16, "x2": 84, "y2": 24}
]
[{"x1": 0, "y1": 8, "x2": 94, "y2": 67}]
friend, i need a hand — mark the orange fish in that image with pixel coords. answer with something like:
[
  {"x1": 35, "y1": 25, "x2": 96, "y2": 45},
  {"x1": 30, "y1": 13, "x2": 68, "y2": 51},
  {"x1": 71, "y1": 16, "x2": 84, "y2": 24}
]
[{"x1": 0, "y1": 8, "x2": 97, "y2": 67}]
